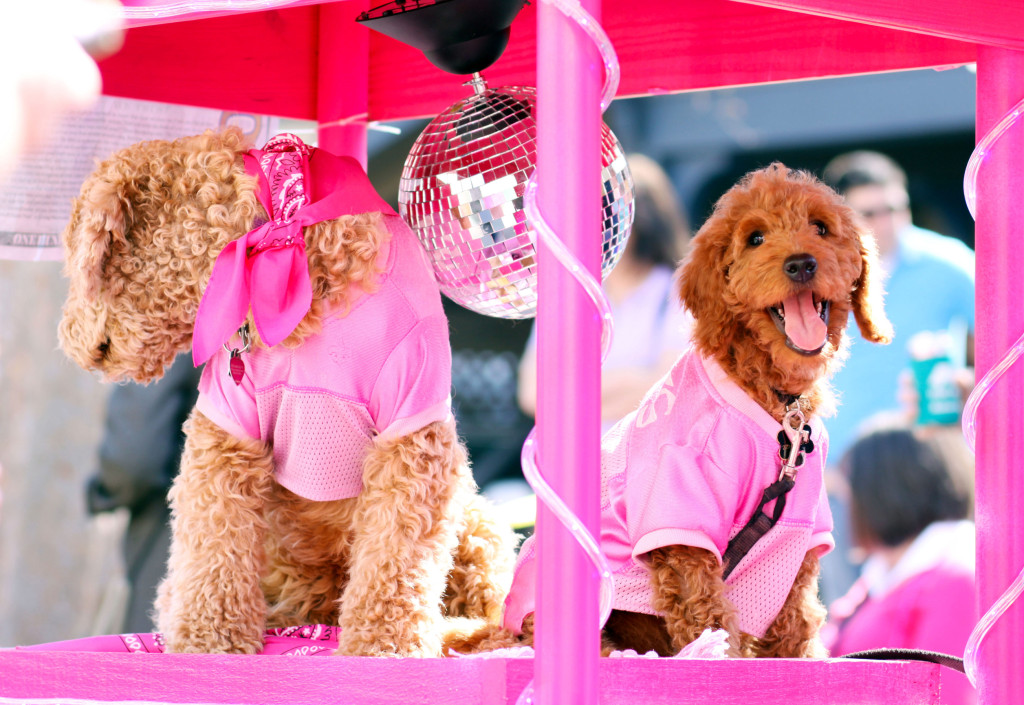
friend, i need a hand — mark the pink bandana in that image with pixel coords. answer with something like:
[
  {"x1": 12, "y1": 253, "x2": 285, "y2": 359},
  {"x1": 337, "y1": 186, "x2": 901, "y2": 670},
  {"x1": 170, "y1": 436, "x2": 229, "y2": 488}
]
[{"x1": 192, "y1": 134, "x2": 396, "y2": 366}]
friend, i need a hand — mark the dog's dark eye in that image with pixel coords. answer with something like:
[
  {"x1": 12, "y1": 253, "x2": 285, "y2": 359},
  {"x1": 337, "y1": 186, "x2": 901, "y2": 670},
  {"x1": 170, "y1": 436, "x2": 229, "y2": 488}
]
[
  {"x1": 812, "y1": 220, "x2": 828, "y2": 237},
  {"x1": 747, "y1": 231, "x2": 764, "y2": 247}
]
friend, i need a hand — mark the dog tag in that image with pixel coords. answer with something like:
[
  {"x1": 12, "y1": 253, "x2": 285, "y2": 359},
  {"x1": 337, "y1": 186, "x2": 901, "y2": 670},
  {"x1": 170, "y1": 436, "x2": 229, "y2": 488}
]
[
  {"x1": 229, "y1": 349, "x2": 245, "y2": 385},
  {"x1": 223, "y1": 324, "x2": 251, "y2": 386}
]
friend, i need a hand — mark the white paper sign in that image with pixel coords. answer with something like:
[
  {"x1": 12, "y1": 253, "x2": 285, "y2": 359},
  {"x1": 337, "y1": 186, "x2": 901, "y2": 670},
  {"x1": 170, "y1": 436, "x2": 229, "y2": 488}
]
[{"x1": 0, "y1": 96, "x2": 279, "y2": 261}]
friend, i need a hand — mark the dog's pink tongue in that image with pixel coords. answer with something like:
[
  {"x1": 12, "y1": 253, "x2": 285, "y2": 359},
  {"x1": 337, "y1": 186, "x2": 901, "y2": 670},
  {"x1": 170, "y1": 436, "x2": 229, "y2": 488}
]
[{"x1": 782, "y1": 290, "x2": 827, "y2": 352}]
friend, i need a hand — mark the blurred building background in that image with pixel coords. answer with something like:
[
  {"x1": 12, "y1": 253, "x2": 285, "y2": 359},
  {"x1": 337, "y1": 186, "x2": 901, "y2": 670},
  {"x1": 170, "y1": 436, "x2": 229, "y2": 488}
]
[
  {"x1": 609, "y1": 67, "x2": 977, "y2": 249},
  {"x1": 0, "y1": 65, "x2": 976, "y2": 646},
  {"x1": 366, "y1": 64, "x2": 978, "y2": 497}
]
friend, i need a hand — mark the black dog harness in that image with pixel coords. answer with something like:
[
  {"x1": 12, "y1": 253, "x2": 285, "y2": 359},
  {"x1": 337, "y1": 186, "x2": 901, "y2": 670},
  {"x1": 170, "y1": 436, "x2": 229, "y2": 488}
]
[{"x1": 722, "y1": 403, "x2": 814, "y2": 580}]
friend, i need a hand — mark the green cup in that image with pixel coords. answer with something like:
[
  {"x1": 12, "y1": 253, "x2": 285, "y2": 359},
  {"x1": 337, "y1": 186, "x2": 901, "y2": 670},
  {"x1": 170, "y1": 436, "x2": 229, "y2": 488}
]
[{"x1": 908, "y1": 332, "x2": 961, "y2": 425}]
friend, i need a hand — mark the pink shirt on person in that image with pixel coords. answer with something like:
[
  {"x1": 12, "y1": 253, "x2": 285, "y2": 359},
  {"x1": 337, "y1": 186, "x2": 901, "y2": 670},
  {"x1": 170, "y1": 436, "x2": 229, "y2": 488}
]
[
  {"x1": 825, "y1": 520, "x2": 976, "y2": 705},
  {"x1": 197, "y1": 214, "x2": 453, "y2": 502},
  {"x1": 503, "y1": 348, "x2": 834, "y2": 639}
]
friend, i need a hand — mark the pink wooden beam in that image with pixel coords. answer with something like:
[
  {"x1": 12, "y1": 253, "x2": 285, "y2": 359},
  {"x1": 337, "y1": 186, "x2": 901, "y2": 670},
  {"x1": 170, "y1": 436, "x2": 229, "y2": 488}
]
[
  {"x1": 316, "y1": 0, "x2": 369, "y2": 166},
  {"x1": 730, "y1": 0, "x2": 1024, "y2": 51},
  {"x1": 119, "y1": 0, "x2": 324, "y2": 28},
  {"x1": 0, "y1": 650, "x2": 948, "y2": 704},
  {"x1": 98, "y1": 6, "x2": 321, "y2": 119},
  {"x1": 97, "y1": 1, "x2": 974, "y2": 124},
  {"x1": 973, "y1": 45, "x2": 1024, "y2": 705},
  {"x1": 534, "y1": 0, "x2": 603, "y2": 704},
  {"x1": 365, "y1": 0, "x2": 974, "y2": 122}
]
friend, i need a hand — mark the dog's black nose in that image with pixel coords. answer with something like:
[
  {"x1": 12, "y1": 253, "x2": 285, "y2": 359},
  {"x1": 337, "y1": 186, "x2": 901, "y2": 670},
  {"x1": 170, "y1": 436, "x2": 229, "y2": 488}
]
[{"x1": 784, "y1": 253, "x2": 817, "y2": 283}]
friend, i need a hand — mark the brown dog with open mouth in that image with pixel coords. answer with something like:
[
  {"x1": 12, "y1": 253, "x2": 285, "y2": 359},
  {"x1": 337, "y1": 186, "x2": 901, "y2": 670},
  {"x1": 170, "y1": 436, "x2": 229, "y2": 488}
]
[{"x1": 469, "y1": 162, "x2": 892, "y2": 659}]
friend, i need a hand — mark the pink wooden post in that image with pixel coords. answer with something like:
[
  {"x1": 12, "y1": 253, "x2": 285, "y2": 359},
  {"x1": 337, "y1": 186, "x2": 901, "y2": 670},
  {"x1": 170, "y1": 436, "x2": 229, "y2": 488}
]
[
  {"x1": 316, "y1": 0, "x2": 369, "y2": 166},
  {"x1": 973, "y1": 45, "x2": 1024, "y2": 705},
  {"x1": 534, "y1": 0, "x2": 604, "y2": 704}
]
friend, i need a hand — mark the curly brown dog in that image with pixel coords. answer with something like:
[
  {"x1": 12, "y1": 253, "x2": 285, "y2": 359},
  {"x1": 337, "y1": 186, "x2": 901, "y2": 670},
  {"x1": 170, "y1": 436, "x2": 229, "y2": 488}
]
[
  {"x1": 58, "y1": 128, "x2": 515, "y2": 656},
  {"x1": 450, "y1": 162, "x2": 891, "y2": 658}
]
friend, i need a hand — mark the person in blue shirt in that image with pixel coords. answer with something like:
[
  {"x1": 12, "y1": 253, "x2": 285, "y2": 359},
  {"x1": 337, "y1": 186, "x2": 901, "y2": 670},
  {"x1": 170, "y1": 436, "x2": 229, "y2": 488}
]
[{"x1": 818, "y1": 150, "x2": 975, "y2": 605}]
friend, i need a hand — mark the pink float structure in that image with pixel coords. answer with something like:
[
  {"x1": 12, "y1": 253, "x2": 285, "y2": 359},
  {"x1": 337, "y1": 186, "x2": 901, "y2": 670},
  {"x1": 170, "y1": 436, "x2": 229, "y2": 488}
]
[{"x1": 1, "y1": 1, "x2": 1021, "y2": 704}]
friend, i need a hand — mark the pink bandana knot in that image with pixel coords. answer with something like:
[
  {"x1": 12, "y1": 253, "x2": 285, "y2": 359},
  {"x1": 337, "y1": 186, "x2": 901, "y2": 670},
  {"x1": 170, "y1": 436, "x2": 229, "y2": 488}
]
[
  {"x1": 258, "y1": 133, "x2": 313, "y2": 225},
  {"x1": 192, "y1": 134, "x2": 397, "y2": 367}
]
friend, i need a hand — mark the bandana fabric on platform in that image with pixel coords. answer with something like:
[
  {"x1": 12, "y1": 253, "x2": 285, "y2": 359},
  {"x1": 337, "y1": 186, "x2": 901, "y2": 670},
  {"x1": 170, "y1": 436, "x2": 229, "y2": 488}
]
[{"x1": 192, "y1": 133, "x2": 396, "y2": 366}]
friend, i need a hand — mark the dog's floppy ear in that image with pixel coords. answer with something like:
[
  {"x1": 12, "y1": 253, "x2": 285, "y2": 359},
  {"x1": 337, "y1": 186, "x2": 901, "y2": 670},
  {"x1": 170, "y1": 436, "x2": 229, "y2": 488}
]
[
  {"x1": 58, "y1": 174, "x2": 131, "y2": 369},
  {"x1": 851, "y1": 225, "x2": 893, "y2": 344},
  {"x1": 677, "y1": 212, "x2": 735, "y2": 357},
  {"x1": 63, "y1": 174, "x2": 131, "y2": 300}
]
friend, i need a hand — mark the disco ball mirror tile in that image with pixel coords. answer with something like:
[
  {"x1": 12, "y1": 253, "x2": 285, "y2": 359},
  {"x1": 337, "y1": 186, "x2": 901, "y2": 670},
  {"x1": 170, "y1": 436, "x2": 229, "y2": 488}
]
[{"x1": 399, "y1": 85, "x2": 634, "y2": 319}]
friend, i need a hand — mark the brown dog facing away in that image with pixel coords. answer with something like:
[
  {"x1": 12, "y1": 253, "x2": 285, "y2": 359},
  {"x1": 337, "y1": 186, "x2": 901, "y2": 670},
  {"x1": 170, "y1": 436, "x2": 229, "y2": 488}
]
[
  {"x1": 58, "y1": 128, "x2": 515, "y2": 656},
  {"x1": 449, "y1": 162, "x2": 892, "y2": 659}
]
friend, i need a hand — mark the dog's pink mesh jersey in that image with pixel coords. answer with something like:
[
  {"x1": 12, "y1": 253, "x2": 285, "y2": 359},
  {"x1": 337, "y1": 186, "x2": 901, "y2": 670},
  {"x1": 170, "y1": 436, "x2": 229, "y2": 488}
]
[
  {"x1": 196, "y1": 214, "x2": 453, "y2": 502},
  {"x1": 503, "y1": 348, "x2": 834, "y2": 639}
]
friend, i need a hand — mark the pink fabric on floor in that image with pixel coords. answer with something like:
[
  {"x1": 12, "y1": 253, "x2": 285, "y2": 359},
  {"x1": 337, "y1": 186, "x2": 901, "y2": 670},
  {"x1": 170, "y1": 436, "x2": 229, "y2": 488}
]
[{"x1": 17, "y1": 625, "x2": 339, "y2": 656}]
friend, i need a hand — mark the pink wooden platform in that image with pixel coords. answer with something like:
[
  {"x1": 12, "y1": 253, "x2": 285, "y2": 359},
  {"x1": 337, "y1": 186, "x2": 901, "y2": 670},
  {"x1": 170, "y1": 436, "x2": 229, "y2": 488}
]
[{"x1": 0, "y1": 650, "x2": 949, "y2": 704}]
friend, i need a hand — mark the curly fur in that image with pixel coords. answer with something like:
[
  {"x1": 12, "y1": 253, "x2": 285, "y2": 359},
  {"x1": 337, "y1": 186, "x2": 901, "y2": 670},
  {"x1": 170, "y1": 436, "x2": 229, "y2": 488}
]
[
  {"x1": 443, "y1": 492, "x2": 519, "y2": 623},
  {"x1": 59, "y1": 128, "x2": 516, "y2": 655},
  {"x1": 615, "y1": 164, "x2": 891, "y2": 657},
  {"x1": 678, "y1": 163, "x2": 891, "y2": 421},
  {"x1": 603, "y1": 546, "x2": 744, "y2": 657},
  {"x1": 336, "y1": 420, "x2": 466, "y2": 656},
  {"x1": 440, "y1": 613, "x2": 534, "y2": 655},
  {"x1": 58, "y1": 129, "x2": 387, "y2": 383},
  {"x1": 155, "y1": 410, "x2": 275, "y2": 654},
  {"x1": 752, "y1": 551, "x2": 828, "y2": 658}
]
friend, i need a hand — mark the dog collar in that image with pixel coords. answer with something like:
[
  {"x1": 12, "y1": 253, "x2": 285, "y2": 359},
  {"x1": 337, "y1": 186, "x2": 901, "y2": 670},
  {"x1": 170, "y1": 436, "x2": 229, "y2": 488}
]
[
  {"x1": 772, "y1": 388, "x2": 800, "y2": 407},
  {"x1": 192, "y1": 133, "x2": 395, "y2": 367}
]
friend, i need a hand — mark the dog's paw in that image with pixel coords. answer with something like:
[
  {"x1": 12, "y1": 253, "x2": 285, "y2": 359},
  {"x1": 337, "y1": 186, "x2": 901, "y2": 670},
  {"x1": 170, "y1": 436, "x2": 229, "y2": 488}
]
[
  {"x1": 334, "y1": 631, "x2": 443, "y2": 658},
  {"x1": 163, "y1": 623, "x2": 264, "y2": 655}
]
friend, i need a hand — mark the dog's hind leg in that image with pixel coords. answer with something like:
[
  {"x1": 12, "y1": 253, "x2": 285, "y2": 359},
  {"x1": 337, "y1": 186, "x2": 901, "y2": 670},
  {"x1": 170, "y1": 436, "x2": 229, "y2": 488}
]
[
  {"x1": 261, "y1": 489, "x2": 356, "y2": 629},
  {"x1": 443, "y1": 488, "x2": 517, "y2": 623},
  {"x1": 602, "y1": 609, "x2": 675, "y2": 656},
  {"x1": 262, "y1": 540, "x2": 345, "y2": 629},
  {"x1": 442, "y1": 613, "x2": 533, "y2": 655},
  {"x1": 752, "y1": 550, "x2": 828, "y2": 658},
  {"x1": 157, "y1": 410, "x2": 276, "y2": 654},
  {"x1": 335, "y1": 418, "x2": 465, "y2": 657}
]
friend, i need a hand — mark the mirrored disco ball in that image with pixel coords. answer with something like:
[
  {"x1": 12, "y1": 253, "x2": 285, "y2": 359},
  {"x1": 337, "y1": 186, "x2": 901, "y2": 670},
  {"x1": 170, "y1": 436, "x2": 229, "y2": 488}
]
[{"x1": 399, "y1": 84, "x2": 634, "y2": 319}]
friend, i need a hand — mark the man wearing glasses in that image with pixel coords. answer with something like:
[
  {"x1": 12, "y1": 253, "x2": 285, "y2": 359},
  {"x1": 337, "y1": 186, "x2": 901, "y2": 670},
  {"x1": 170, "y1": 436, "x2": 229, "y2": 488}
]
[{"x1": 818, "y1": 150, "x2": 975, "y2": 604}]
